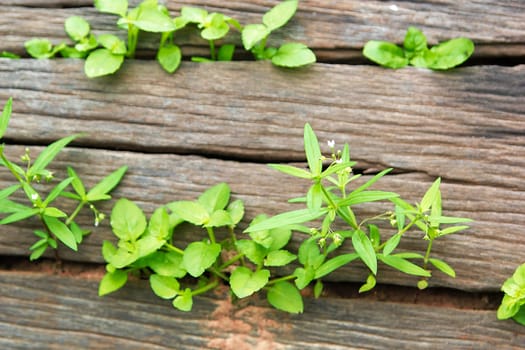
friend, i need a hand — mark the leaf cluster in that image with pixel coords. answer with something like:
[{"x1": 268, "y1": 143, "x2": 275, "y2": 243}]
[
  {"x1": 24, "y1": 0, "x2": 316, "y2": 78},
  {"x1": 0, "y1": 98, "x2": 127, "y2": 260},
  {"x1": 497, "y1": 263, "x2": 525, "y2": 326},
  {"x1": 363, "y1": 26, "x2": 474, "y2": 70}
]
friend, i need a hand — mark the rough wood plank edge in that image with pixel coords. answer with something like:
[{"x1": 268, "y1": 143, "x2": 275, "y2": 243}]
[
  {"x1": 0, "y1": 272, "x2": 523, "y2": 350},
  {"x1": 0, "y1": 60, "x2": 523, "y2": 190},
  {"x1": 1, "y1": 1, "x2": 524, "y2": 60},
  {"x1": 0, "y1": 145, "x2": 523, "y2": 291}
]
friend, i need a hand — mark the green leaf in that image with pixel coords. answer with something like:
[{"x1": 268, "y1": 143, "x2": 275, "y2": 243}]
[
  {"x1": 97, "y1": 34, "x2": 127, "y2": 55},
  {"x1": 110, "y1": 198, "x2": 147, "y2": 241},
  {"x1": 132, "y1": 6, "x2": 177, "y2": 33},
  {"x1": 306, "y1": 183, "x2": 323, "y2": 210},
  {"x1": 182, "y1": 241, "x2": 221, "y2": 277},
  {"x1": 157, "y1": 44, "x2": 181, "y2": 73},
  {"x1": 29, "y1": 135, "x2": 80, "y2": 179},
  {"x1": 230, "y1": 266, "x2": 270, "y2": 298},
  {"x1": 67, "y1": 167, "x2": 86, "y2": 199},
  {"x1": 511, "y1": 263, "x2": 525, "y2": 286},
  {"x1": 314, "y1": 253, "x2": 358, "y2": 279},
  {"x1": 101, "y1": 240, "x2": 117, "y2": 262},
  {"x1": 513, "y1": 306, "x2": 525, "y2": 326},
  {"x1": 272, "y1": 43, "x2": 316, "y2": 67},
  {"x1": 235, "y1": 239, "x2": 266, "y2": 266},
  {"x1": 242, "y1": 24, "x2": 271, "y2": 50},
  {"x1": 262, "y1": 0, "x2": 298, "y2": 31},
  {"x1": 29, "y1": 243, "x2": 48, "y2": 261},
  {"x1": 172, "y1": 288, "x2": 193, "y2": 312},
  {"x1": 298, "y1": 238, "x2": 325, "y2": 268},
  {"x1": 85, "y1": 49, "x2": 125, "y2": 78},
  {"x1": 429, "y1": 258, "x2": 456, "y2": 278},
  {"x1": 427, "y1": 38, "x2": 475, "y2": 70},
  {"x1": 352, "y1": 230, "x2": 377, "y2": 275},
  {"x1": 264, "y1": 250, "x2": 296, "y2": 267},
  {"x1": 70, "y1": 222, "x2": 86, "y2": 244},
  {"x1": 0, "y1": 208, "x2": 39, "y2": 224},
  {"x1": 305, "y1": 123, "x2": 323, "y2": 176},
  {"x1": 497, "y1": 294, "x2": 521, "y2": 319},
  {"x1": 25, "y1": 38, "x2": 54, "y2": 58},
  {"x1": 98, "y1": 270, "x2": 128, "y2": 296},
  {"x1": 403, "y1": 26, "x2": 427, "y2": 56},
  {"x1": 314, "y1": 280, "x2": 323, "y2": 298},
  {"x1": 420, "y1": 178, "x2": 441, "y2": 212},
  {"x1": 42, "y1": 207, "x2": 67, "y2": 218},
  {"x1": 168, "y1": 201, "x2": 210, "y2": 226},
  {"x1": 87, "y1": 166, "x2": 128, "y2": 202},
  {"x1": 369, "y1": 224, "x2": 380, "y2": 249},
  {"x1": 338, "y1": 190, "x2": 399, "y2": 207},
  {"x1": 0, "y1": 97, "x2": 13, "y2": 139},
  {"x1": 244, "y1": 208, "x2": 327, "y2": 233},
  {"x1": 0, "y1": 198, "x2": 29, "y2": 214},
  {"x1": 146, "y1": 251, "x2": 186, "y2": 278},
  {"x1": 150, "y1": 274, "x2": 179, "y2": 299},
  {"x1": 268, "y1": 164, "x2": 312, "y2": 179},
  {"x1": 218, "y1": 44, "x2": 235, "y2": 61},
  {"x1": 383, "y1": 234, "x2": 401, "y2": 256},
  {"x1": 227, "y1": 199, "x2": 244, "y2": 226},
  {"x1": 201, "y1": 13, "x2": 230, "y2": 41},
  {"x1": 0, "y1": 51, "x2": 20, "y2": 59},
  {"x1": 363, "y1": 41, "x2": 408, "y2": 69},
  {"x1": 43, "y1": 177, "x2": 73, "y2": 206},
  {"x1": 294, "y1": 267, "x2": 315, "y2": 289},
  {"x1": 205, "y1": 210, "x2": 233, "y2": 228},
  {"x1": 180, "y1": 7, "x2": 207, "y2": 24},
  {"x1": 147, "y1": 207, "x2": 170, "y2": 240},
  {"x1": 267, "y1": 226, "x2": 293, "y2": 251},
  {"x1": 74, "y1": 35, "x2": 98, "y2": 53},
  {"x1": 267, "y1": 281, "x2": 303, "y2": 314},
  {"x1": 43, "y1": 216, "x2": 77, "y2": 251},
  {"x1": 0, "y1": 184, "x2": 20, "y2": 202},
  {"x1": 395, "y1": 204, "x2": 406, "y2": 232},
  {"x1": 65, "y1": 16, "x2": 90, "y2": 41},
  {"x1": 198, "y1": 183, "x2": 230, "y2": 214},
  {"x1": 359, "y1": 274, "x2": 376, "y2": 293},
  {"x1": 95, "y1": 0, "x2": 128, "y2": 17},
  {"x1": 378, "y1": 254, "x2": 431, "y2": 277},
  {"x1": 353, "y1": 168, "x2": 393, "y2": 194}
]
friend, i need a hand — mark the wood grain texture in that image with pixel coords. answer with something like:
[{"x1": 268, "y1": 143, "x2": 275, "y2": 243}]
[
  {"x1": 0, "y1": 145, "x2": 522, "y2": 291},
  {"x1": 1, "y1": 272, "x2": 524, "y2": 350},
  {"x1": 1, "y1": 1, "x2": 524, "y2": 60}
]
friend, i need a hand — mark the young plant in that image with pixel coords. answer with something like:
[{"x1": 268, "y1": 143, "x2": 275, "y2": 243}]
[
  {"x1": 497, "y1": 262, "x2": 525, "y2": 326},
  {"x1": 0, "y1": 98, "x2": 127, "y2": 260},
  {"x1": 178, "y1": 7, "x2": 242, "y2": 62},
  {"x1": 363, "y1": 26, "x2": 474, "y2": 70},
  {"x1": 241, "y1": 0, "x2": 316, "y2": 67}
]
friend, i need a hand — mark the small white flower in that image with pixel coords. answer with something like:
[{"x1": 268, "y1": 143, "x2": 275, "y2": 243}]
[
  {"x1": 327, "y1": 140, "x2": 335, "y2": 148},
  {"x1": 335, "y1": 159, "x2": 343, "y2": 164},
  {"x1": 389, "y1": 4, "x2": 399, "y2": 11},
  {"x1": 31, "y1": 193, "x2": 40, "y2": 201}
]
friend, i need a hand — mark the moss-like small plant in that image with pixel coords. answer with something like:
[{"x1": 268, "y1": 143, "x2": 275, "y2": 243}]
[
  {"x1": 0, "y1": 98, "x2": 127, "y2": 260},
  {"x1": 363, "y1": 26, "x2": 474, "y2": 70},
  {"x1": 498, "y1": 263, "x2": 525, "y2": 326}
]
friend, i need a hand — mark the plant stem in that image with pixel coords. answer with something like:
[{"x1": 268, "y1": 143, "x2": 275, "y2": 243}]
[
  {"x1": 423, "y1": 239, "x2": 434, "y2": 267},
  {"x1": 206, "y1": 227, "x2": 216, "y2": 244},
  {"x1": 165, "y1": 243, "x2": 184, "y2": 255},
  {"x1": 218, "y1": 253, "x2": 244, "y2": 270},
  {"x1": 209, "y1": 267, "x2": 229, "y2": 282},
  {"x1": 209, "y1": 40, "x2": 216, "y2": 60},
  {"x1": 65, "y1": 202, "x2": 85, "y2": 226},
  {"x1": 267, "y1": 274, "x2": 295, "y2": 286},
  {"x1": 191, "y1": 278, "x2": 219, "y2": 296},
  {"x1": 127, "y1": 26, "x2": 138, "y2": 58}
]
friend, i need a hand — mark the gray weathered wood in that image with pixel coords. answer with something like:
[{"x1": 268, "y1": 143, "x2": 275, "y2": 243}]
[
  {"x1": 0, "y1": 60, "x2": 523, "y2": 191},
  {"x1": 1, "y1": 1, "x2": 524, "y2": 60},
  {"x1": 1, "y1": 272, "x2": 523, "y2": 349},
  {"x1": 0, "y1": 145, "x2": 523, "y2": 291}
]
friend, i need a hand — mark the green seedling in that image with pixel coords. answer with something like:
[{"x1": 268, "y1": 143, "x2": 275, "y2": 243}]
[
  {"x1": 242, "y1": 0, "x2": 316, "y2": 67},
  {"x1": 0, "y1": 98, "x2": 127, "y2": 260},
  {"x1": 0, "y1": 51, "x2": 20, "y2": 59},
  {"x1": 498, "y1": 263, "x2": 525, "y2": 326},
  {"x1": 100, "y1": 123, "x2": 469, "y2": 313},
  {"x1": 178, "y1": 7, "x2": 242, "y2": 62},
  {"x1": 363, "y1": 26, "x2": 474, "y2": 70}
]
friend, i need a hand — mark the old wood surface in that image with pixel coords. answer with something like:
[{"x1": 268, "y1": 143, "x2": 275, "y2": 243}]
[
  {"x1": 1, "y1": 1, "x2": 525, "y2": 60},
  {"x1": 1, "y1": 272, "x2": 524, "y2": 350}
]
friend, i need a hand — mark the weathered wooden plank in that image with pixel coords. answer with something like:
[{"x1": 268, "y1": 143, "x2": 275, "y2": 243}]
[
  {"x1": 0, "y1": 145, "x2": 523, "y2": 291},
  {"x1": 1, "y1": 1, "x2": 524, "y2": 60},
  {"x1": 0, "y1": 272, "x2": 523, "y2": 350},
  {"x1": 0, "y1": 60, "x2": 523, "y2": 191}
]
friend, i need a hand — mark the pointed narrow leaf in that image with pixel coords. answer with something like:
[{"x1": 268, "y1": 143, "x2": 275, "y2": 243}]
[
  {"x1": 429, "y1": 258, "x2": 456, "y2": 277},
  {"x1": 420, "y1": 178, "x2": 441, "y2": 211},
  {"x1": 244, "y1": 208, "x2": 327, "y2": 233},
  {"x1": 87, "y1": 166, "x2": 127, "y2": 202},
  {"x1": 0, "y1": 208, "x2": 39, "y2": 224},
  {"x1": 0, "y1": 184, "x2": 21, "y2": 201},
  {"x1": 267, "y1": 281, "x2": 303, "y2": 314},
  {"x1": 43, "y1": 177, "x2": 73, "y2": 206},
  {"x1": 29, "y1": 134, "x2": 81, "y2": 178},
  {"x1": 67, "y1": 167, "x2": 86, "y2": 198},
  {"x1": 353, "y1": 168, "x2": 393, "y2": 193},
  {"x1": 306, "y1": 183, "x2": 323, "y2": 210},
  {"x1": 383, "y1": 234, "x2": 401, "y2": 256},
  {"x1": 0, "y1": 97, "x2": 13, "y2": 139},
  {"x1": 43, "y1": 216, "x2": 77, "y2": 251},
  {"x1": 352, "y1": 230, "x2": 377, "y2": 275},
  {"x1": 339, "y1": 190, "x2": 399, "y2": 207},
  {"x1": 378, "y1": 254, "x2": 431, "y2": 277},
  {"x1": 268, "y1": 164, "x2": 312, "y2": 179},
  {"x1": 314, "y1": 253, "x2": 358, "y2": 279},
  {"x1": 98, "y1": 270, "x2": 128, "y2": 296},
  {"x1": 29, "y1": 243, "x2": 48, "y2": 261},
  {"x1": 303, "y1": 123, "x2": 322, "y2": 177}
]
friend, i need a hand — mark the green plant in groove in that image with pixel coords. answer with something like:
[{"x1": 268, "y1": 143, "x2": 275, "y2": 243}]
[
  {"x1": 0, "y1": 98, "x2": 127, "y2": 260},
  {"x1": 100, "y1": 123, "x2": 470, "y2": 313},
  {"x1": 498, "y1": 262, "x2": 525, "y2": 326}
]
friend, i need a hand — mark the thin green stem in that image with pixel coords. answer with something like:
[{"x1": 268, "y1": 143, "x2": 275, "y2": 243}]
[
  {"x1": 218, "y1": 253, "x2": 244, "y2": 270},
  {"x1": 191, "y1": 279, "x2": 219, "y2": 296},
  {"x1": 266, "y1": 274, "x2": 295, "y2": 286},
  {"x1": 65, "y1": 201, "x2": 85, "y2": 226},
  {"x1": 127, "y1": 26, "x2": 138, "y2": 58},
  {"x1": 0, "y1": 152, "x2": 24, "y2": 183},
  {"x1": 165, "y1": 243, "x2": 184, "y2": 255},
  {"x1": 206, "y1": 227, "x2": 216, "y2": 244},
  {"x1": 209, "y1": 40, "x2": 216, "y2": 60},
  {"x1": 423, "y1": 239, "x2": 434, "y2": 266},
  {"x1": 209, "y1": 267, "x2": 229, "y2": 282},
  {"x1": 377, "y1": 218, "x2": 419, "y2": 252}
]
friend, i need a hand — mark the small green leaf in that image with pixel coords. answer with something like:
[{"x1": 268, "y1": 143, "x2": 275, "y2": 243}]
[
  {"x1": 172, "y1": 288, "x2": 193, "y2": 312},
  {"x1": 378, "y1": 254, "x2": 431, "y2": 277},
  {"x1": 306, "y1": 183, "x2": 323, "y2": 210},
  {"x1": 294, "y1": 267, "x2": 315, "y2": 289},
  {"x1": 268, "y1": 164, "x2": 312, "y2": 179},
  {"x1": 244, "y1": 208, "x2": 327, "y2": 233},
  {"x1": 359, "y1": 274, "x2": 376, "y2": 293},
  {"x1": 429, "y1": 258, "x2": 456, "y2": 278},
  {"x1": 272, "y1": 43, "x2": 316, "y2": 67},
  {"x1": 97, "y1": 34, "x2": 127, "y2": 55},
  {"x1": 0, "y1": 97, "x2": 13, "y2": 139},
  {"x1": 0, "y1": 208, "x2": 39, "y2": 225},
  {"x1": 352, "y1": 230, "x2": 377, "y2": 275},
  {"x1": 29, "y1": 135, "x2": 80, "y2": 179},
  {"x1": 43, "y1": 177, "x2": 73, "y2": 206},
  {"x1": 150, "y1": 274, "x2": 180, "y2": 299},
  {"x1": 182, "y1": 241, "x2": 221, "y2": 277},
  {"x1": 439, "y1": 225, "x2": 470, "y2": 236},
  {"x1": 198, "y1": 183, "x2": 230, "y2": 214},
  {"x1": 304, "y1": 123, "x2": 322, "y2": 177},
  {"x1": 264, "y1": 250, "x2": 296, "y2": 267},
  {"x1": 146, "y1": 251, "x2": 186, "y2": 278},
  {"x1": 497, "y1": 295, "x2": 521, "y2": 319},
  {"x1": 235, "y1": 239, "x2": 266, "y2": 266},
  {"x1": 369, "y1": 224, "x2": 381, "y2": 249},
  {"x1": 217, "y1": 44, "x2": 235, "y2": 61},
  {"x1": 267, "y1": 281, "x2": 303, "y2": 314},
  {"x1": 147, "y1": 207, "x2": 170, "y2": 240},
  {"x1": 43, "y1": 207, "x2": 68, "y2": 218},
  {"x1": 65, "y1": 16, "x2": 91, "y2": 41},
  {"x1": 417, "y1": 279, "x2": 429, "y2": 290},
  {"x1": 70, "y1": 222, "x2": 86, "y2": 244},
  {"x1": 298, "y1": 238, "x2": 324, "y2": 268},
  {"x1": 227, "y1": 199, "x2": 244, "y2": 226},
  {"x1": 403, "y1": 26, "x2": 427, "y2": 56},
  {"x1": 262, "y1": 0, "x2": 298, "y2": 31},
  {"x1": 25, "y1": 39, "x2": 54, "y2": 59},
  {"x1": 110, "y1": 198, "x2": 147, "y2": 241},
  {"x1": 167, "y1": 201, "x2": 210, "y2": 226},
  {"x1": 314, "y1": 253, "x2": 358, "y2": 279},
  {"x1": 338, "y1": 190, "x2": 399, "y2": 207},
  {"x1": 242, "y1": 24, "x2": 271, "y2": 50},
  {"x1": 383, "y1": 234, "x2": 401, "y2": 256},
  {"x1": 86, "y1": 166, "x2": 127, "y2": 202},
  {"x1": 43, "y1": 216, "x2": 77, "y2": 251},
  {"x1": 74, "y1": 35, "x2": 98, "y2": 53},
  {"x1": 363, "y1": 41, "x2": 408, "y2": 69},
  {"x1": 420, "y1": 178, "x2": 441, "y2": 212},
  {"x1": 0, "y1": 51, "x2": 20, "y2": 59},
  {"x1": 427, "y1": 38, "x2": 475, "y2": 70},
  {"x1": 513, "y1": 306, "x2": 525, "y2": 326},
  {"x1": 267, "y1": 226, "x2": 293, "y2": 251},
  {"x1": 0, "y1": 184, "x2": 20, "y2": 202},
  {"x1": 67, "y1": 167, "x2": 86, "y2": 199},
  {"x1": 85, "y1": 49, "x2": 125, "y2": 78},
  {"x1": 101, "y1": 240, "x2": 117, "y2": 262},
  {"x1": 230, "y1": 266, "x2": 270, "y2": 298},
  {"x1": 157, "y1": 44, "x2": 181, "y2": 73},
  {"x1": 132, "y1": 6, "x2": 177, "y2": 33},
  {"x1": 314, "y1": 279, "x2": 323, "y2": 298},
  {"x1": 29, "y1": 243, "x2": 48, "y2": 261},
  {"x1": 98, "y1": 270, "x2": 128, "y2": 296},
  {"x1": 180, "y1": 7, "x2": 208, "y2": 24},
  {"x1": 353, "y1": 168, "x2": 393, "y2": 194},
  {"x1": 205, "y1": 210, "x2": 233, "y2": 228},
  {"x1": 201, "y1": 13, "x2": 230, "y2": 41},
  {"x1": 95, "y1": 0, "x2": 128, "y2": 17}
]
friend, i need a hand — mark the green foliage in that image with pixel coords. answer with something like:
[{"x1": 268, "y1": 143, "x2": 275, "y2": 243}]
[
  {"x1": 498, "y1": 263, "x2": 525, "y2": 326},
  {"x1": 363, "y1": 26, "x2": 474, "y2": 70},
  {"x1": 0, "y1": 99, "x2": 127, "y2": 260}
]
